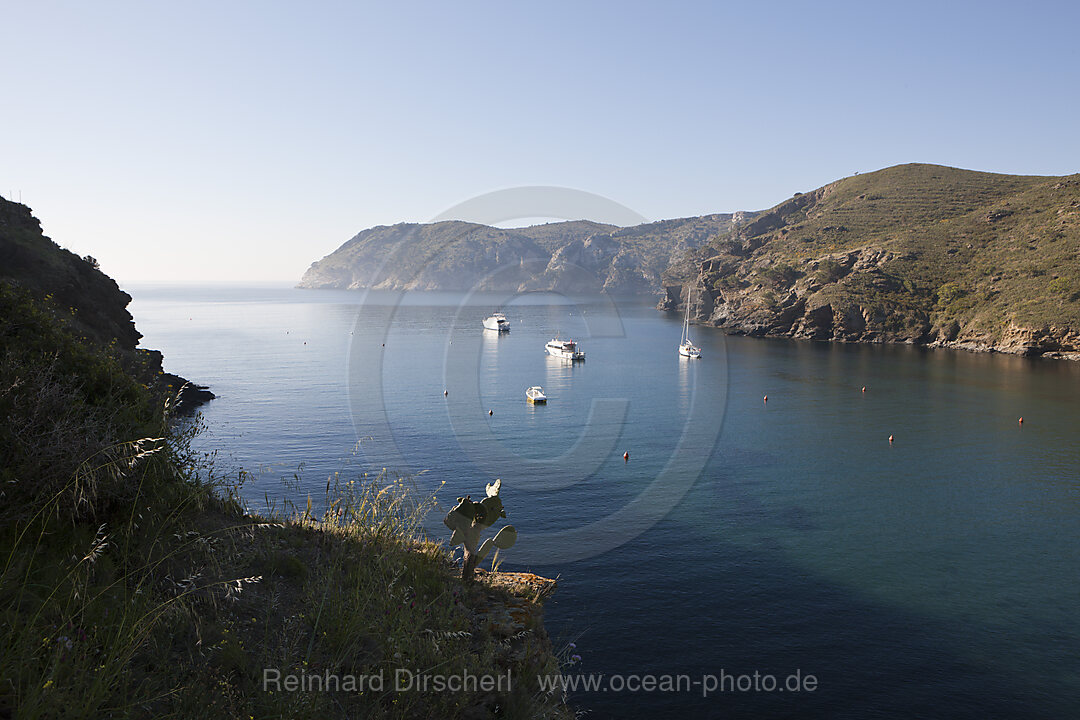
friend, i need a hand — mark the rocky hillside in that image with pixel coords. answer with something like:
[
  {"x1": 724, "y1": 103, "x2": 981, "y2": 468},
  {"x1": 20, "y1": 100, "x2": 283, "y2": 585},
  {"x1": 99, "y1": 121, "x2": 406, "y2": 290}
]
[
  {"x1": 298, "y1": 215, "x2": 744, "y2": 294},
  {"x1": 0, "y1": 195, "x2": 213, "y2": 408},
  {"x1": 660, "y1": 164, "x2": 1080, "y2": 358}
]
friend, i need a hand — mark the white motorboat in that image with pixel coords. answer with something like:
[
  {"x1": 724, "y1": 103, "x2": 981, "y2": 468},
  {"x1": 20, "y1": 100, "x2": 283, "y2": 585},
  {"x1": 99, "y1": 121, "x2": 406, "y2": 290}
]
[
  {"x1": 526, "y1": 386, "x2": 547, "y2": 404},
  {"x1": 679, "y1": 288, "x2": 702, "y2": 358},
  {"x1": 545, "y1": 337, "x2": 585, "y2": 361},
  {"x1": 483, "y1": 312, "x2": 511, "y2": 332}
]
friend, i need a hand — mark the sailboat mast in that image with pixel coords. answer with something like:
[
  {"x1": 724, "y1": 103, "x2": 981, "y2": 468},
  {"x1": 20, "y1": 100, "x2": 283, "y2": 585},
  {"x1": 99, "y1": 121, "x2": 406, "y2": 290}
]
[{"x1": 682, "y1": 286, "x2": 692, "y2": 344}]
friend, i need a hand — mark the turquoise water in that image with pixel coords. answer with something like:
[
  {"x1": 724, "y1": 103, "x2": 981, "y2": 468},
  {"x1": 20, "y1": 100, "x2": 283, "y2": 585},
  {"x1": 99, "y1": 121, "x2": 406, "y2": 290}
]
[{"x1": 130, "y1": 285, "x2": 1080, "y2": 718}]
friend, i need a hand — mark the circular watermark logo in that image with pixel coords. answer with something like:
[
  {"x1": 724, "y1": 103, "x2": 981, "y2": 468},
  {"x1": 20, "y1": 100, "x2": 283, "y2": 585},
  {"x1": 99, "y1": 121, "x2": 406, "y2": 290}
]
[{"x1": 346, "y1": 187, "x2": 727, "y2": 564}]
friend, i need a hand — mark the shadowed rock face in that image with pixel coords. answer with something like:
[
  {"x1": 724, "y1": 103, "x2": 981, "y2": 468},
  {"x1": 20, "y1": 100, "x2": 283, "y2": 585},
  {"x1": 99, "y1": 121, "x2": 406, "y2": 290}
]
[
  {"x1": 0, "y1": 198, "x2": 141, "y2": 349},
  {"x1": 0, "y1": 195, "x2": 213, "y2": 410}
]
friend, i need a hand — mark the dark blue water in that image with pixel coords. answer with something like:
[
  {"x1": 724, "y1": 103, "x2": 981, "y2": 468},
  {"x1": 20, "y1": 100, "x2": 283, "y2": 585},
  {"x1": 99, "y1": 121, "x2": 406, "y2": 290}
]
[{"x1": 130, "y1": 285, "x2": 1080, "y2": 718}]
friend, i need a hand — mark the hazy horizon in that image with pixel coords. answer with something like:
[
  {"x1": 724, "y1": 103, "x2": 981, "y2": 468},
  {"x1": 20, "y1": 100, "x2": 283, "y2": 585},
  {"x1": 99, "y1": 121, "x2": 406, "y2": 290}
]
[{"x1": 3, "y1": 1, "x2": 1079, "y2": 284}]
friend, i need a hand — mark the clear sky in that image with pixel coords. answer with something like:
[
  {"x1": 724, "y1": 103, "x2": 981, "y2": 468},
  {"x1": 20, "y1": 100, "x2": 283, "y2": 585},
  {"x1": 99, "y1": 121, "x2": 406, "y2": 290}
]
[{"x1": 2, "y1": 1, "x2": 1078, "y2": 283}]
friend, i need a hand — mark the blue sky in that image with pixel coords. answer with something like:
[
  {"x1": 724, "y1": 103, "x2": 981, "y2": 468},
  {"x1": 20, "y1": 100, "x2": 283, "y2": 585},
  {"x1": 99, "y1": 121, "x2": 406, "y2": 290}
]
[{"x1": 2, "y1": 1, "x2": 1078, "y2": 282}]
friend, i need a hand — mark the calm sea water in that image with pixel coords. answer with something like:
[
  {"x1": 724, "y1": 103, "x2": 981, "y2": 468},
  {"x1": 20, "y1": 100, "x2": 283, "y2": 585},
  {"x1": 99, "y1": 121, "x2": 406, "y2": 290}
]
[{"x1": 129, "y1": 284, "x2": 1080, "y2": 719}]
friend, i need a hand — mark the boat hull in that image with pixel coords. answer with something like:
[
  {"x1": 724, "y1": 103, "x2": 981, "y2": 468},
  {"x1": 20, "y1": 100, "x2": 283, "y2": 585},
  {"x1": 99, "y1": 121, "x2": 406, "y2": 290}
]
[
  {"x1": 546, "y1": 347, "x2": 584, "y2": 361},
  {"x1": 678, "y1": 343, "x2": 702, "y2": 359}
]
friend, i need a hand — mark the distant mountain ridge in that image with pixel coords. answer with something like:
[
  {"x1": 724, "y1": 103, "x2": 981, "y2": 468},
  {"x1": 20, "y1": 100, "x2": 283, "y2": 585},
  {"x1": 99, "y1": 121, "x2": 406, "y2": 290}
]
[
  {"x1": 301, "y1": 163, "x2": 1080, "y2": 358},
  {"x1": 298, "y1": 215, "x2": 744, "y2": 294}
]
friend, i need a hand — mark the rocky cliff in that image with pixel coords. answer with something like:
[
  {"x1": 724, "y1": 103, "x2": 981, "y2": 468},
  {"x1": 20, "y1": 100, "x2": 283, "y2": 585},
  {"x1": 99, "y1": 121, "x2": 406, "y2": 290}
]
[
  {"x1": 300, "y1": 163, "x2": 1080, "y2": 359},
  {"x1": 298, "y1": 215, "x2": 744, "y2": 294},
  {"x1": 661, "y1": 164, "x2": 1080, "y2": 359},
  {"x1": 0, "y1": 195, "x2": 213, "y2": 408}
]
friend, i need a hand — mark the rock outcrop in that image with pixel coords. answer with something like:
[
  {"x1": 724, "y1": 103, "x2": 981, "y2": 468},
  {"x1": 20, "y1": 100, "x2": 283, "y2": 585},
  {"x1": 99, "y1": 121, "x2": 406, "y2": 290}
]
[{"x1": 0, "y1": 195, "x2": 214, "y2": 410}]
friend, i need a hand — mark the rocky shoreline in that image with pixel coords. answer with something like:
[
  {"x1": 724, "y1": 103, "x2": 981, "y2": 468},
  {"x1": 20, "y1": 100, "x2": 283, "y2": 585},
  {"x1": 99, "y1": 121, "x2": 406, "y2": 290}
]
[
  {"x1": 659, "y1": 283, "x2": 1080, "y2": 360},
  {"x1": 655, "y1": 164, "x2": 1080, "y2": 362}
]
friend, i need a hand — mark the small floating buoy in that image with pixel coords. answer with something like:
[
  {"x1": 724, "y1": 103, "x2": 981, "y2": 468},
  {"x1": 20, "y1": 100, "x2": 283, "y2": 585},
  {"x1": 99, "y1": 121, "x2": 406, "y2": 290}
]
[
  {"x1": 444, "y1": 390, "x2": 448, "y2": 397},
  {"x1": 381, "y1": 343, "x2": 384, "y2": 347},
  {"x1": 488, "y1": 409, "x2": 493, "y2": 416},
  {"x1": 888, "y1": 435, "x2": 894, "y2": 444},
  {"x1": 861, "y1": 386, "x2": 866, "y2": 393},
  {"x1": 623, "y1": 451, "x2": 629, "y2": 462},
  {"x1": 1018, "y1": 417, "x2": 1024, "y2": 425},
  {"x1": 763, "y1": 395, "x2": 768, "y2": 404}
]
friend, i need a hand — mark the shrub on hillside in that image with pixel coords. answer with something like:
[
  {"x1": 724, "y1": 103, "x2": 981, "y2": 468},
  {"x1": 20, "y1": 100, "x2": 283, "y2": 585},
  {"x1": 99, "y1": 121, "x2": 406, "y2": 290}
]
[{"x1": 0, "y1": 283, "x2": 158, "y2": 521}]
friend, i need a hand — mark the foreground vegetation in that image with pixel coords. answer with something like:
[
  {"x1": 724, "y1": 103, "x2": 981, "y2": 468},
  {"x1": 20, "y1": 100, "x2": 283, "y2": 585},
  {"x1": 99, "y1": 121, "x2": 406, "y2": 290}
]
[{"x1": 0, "y1": 282, "x2": 569, "y2": 719}]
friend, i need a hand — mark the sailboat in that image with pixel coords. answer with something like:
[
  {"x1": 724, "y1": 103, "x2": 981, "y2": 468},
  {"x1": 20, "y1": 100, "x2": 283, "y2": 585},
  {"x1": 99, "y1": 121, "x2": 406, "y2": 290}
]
[{"x1": 679, "y1": 287, "x2": 703, "y2": 359}]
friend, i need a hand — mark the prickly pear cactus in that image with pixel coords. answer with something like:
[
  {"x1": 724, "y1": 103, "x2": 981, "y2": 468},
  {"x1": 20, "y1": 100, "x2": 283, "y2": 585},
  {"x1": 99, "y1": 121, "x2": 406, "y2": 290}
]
[{"x1": 444, "y1": 479, "x2": 517, "y2": 582}]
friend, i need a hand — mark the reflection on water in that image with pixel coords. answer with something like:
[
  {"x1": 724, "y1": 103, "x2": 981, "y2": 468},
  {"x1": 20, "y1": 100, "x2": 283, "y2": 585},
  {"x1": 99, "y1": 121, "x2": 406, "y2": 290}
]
[{"x1": 128, "y1": 286, "x2": 1080, "y2": 719}]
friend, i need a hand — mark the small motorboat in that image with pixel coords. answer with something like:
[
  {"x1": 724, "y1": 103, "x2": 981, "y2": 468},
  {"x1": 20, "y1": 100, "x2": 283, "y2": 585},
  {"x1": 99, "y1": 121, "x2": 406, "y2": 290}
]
[
  {"x1": 526, "y1": 386, "x2": 547, "y2": 404},
  {"x1": 483, "y1": 312, "x2": 511, "y2": 332}
]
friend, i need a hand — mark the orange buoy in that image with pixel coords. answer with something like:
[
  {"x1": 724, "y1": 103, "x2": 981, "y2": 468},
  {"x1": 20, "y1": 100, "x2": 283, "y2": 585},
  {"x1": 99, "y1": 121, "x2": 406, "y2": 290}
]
[
  {"x1": 861, "y1": 386, "x2": 866, "y2": 393},
  {"x1": 888, "y1": 435, "x2": 894, "y2": 444},
  {"x1": 763, "y1": 395, "x2": 768, "y2": 404},
  {"x1": 623, "y1": 451, "x2": 629, "y2": 461},
  {"x1": 1018, "y1": 417, "x2": 1023, "y2": 425},
  {"x1": 488, "y1": 409, "x2": 493, "y2": 416}
]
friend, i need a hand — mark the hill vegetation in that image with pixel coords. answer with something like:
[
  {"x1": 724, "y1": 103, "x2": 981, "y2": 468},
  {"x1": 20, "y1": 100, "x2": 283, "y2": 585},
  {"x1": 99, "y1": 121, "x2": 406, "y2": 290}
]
[{"x1": 661, "y1": 164, "x2": 1080, "y2": 357}]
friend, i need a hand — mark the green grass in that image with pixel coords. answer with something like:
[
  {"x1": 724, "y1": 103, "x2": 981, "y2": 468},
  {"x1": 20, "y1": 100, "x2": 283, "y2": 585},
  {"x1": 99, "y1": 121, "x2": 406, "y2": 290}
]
[{"x1": 0, "y1": 284, "x2": 571, "y2": 719}]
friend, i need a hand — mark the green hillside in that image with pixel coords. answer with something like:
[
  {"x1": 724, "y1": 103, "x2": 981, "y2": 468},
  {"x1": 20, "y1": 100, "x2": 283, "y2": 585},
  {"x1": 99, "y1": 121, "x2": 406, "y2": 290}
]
[{"x1": 664, "y1": 164, "x2": 1080, "y2": 357}]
